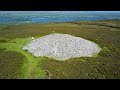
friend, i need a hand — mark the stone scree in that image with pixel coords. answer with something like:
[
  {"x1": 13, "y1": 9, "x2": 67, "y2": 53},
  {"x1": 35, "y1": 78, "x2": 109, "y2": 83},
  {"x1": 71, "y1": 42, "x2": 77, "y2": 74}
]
[{"x1": 23, "y1": 33, "x2": 101, "y2": 60}]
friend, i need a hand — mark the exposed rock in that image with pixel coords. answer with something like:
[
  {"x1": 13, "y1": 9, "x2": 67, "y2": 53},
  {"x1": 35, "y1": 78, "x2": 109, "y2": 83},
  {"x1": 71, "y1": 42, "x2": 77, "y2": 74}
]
[{"x1": 23, "y1": 33, "x2": 101, "y2": 60}]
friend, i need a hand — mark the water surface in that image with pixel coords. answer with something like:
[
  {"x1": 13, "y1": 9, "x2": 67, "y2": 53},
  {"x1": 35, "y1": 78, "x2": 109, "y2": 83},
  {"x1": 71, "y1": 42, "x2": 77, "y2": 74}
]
[{"x1": 0, "y1": 11, "x2": 120, "y2": 26}]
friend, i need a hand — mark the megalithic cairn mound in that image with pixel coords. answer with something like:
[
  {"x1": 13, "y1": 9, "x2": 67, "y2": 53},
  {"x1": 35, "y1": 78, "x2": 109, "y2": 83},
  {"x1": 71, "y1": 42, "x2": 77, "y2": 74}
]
[{"x1": 23, "y1": 33, "x2": 101, "y2": 60}]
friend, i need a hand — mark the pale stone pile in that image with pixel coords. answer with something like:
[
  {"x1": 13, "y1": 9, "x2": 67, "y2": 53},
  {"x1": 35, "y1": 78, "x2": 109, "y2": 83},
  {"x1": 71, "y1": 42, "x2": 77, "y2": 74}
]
[{"x1": 23, "y1": 33, "x2": 101, "y2": 60}]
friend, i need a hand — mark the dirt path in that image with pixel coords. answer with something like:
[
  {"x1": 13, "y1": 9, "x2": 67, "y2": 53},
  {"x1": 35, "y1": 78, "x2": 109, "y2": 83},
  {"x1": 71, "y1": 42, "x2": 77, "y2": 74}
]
[{"x1": 0, "y1": 38, "x2": 45, "y2": 79}]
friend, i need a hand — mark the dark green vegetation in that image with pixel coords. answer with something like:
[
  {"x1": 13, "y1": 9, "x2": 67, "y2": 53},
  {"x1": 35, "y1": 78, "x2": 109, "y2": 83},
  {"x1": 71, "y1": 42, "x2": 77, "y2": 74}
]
[
  {"x1": 0, "y1": 20, "x2": 120, "y2": 79},
  {"x1": 0, "y1": 48, "x2": 25, "y2": 79}
]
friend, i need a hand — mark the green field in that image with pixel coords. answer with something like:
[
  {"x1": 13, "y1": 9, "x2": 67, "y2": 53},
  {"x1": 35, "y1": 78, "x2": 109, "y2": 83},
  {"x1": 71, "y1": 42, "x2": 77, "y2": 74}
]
[{"x1": 0, "y1": 20, "x2": 120, "y2": 79}]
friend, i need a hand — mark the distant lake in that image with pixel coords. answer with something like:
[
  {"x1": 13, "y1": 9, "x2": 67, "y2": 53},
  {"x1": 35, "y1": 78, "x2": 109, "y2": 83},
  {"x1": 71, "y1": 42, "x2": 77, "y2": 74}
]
[{"x1": 0, "y1": 11, "x2": 120, "y2": 25}]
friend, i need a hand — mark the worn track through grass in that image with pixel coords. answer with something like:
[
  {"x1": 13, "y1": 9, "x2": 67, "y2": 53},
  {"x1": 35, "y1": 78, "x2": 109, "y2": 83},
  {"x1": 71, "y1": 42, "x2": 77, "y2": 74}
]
[
  {"x1": 0, "y1": 38, "x2": 45, "y2": 79},
  {"x1": 0, "y1": 20, "x2": 120, "y2": 79}
]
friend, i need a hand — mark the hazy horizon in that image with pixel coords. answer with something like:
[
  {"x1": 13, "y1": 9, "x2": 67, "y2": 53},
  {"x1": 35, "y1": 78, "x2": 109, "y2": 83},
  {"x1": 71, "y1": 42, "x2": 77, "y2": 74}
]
[{"x1": 0, "y1": 11, "x2": 120, "y2": 25}]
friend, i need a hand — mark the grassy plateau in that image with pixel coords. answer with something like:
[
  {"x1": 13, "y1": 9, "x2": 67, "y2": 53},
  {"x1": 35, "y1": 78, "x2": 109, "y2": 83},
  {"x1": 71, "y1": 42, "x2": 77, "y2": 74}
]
[{"x1": 0, "y1": 20, "x2": 120, "y2": 79}]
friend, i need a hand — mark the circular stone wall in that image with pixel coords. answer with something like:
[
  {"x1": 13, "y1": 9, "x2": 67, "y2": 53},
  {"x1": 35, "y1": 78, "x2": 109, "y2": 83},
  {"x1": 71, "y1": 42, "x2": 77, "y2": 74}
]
[{"x1": 23, "y1": 33, "x2": 101, "y2": 60}]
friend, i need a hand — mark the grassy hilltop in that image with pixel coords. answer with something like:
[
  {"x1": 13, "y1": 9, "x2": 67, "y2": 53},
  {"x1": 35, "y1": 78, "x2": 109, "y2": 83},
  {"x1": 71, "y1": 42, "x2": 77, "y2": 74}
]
[{"x1": 0, "y1": 20, "x2": 120, "y2": 79}]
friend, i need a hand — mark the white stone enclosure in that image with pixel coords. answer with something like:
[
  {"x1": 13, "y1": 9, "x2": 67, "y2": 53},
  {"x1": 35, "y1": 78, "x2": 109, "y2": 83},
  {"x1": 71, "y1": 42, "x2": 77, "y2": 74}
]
[{"x1": 23, "y1": 33, "x2": 101, "y2": 60}]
